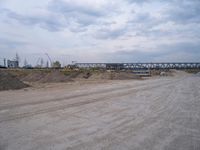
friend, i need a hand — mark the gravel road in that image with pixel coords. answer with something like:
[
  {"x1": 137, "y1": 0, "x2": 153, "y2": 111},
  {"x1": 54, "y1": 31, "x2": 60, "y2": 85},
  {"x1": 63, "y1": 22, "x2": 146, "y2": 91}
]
[{"x1": 0, "y1": 72, "x2": 200, "y2": 150}]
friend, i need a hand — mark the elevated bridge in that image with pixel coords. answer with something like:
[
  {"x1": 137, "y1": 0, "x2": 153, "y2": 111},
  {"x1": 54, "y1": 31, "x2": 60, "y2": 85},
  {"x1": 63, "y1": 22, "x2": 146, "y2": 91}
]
[{"x1": 75, "y1": 62, "x2": 200, "y2": 70}]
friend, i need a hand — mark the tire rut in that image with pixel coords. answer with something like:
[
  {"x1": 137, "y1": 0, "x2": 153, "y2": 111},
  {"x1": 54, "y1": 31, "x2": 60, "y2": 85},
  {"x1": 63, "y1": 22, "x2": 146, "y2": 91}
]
[{"x1": 0, "y1": 78, "x2": 182, "y2": 123}]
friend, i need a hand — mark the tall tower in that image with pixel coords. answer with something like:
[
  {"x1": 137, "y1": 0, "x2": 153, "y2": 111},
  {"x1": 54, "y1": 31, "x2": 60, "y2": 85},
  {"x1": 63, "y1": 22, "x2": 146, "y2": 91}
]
[{"x1": 3, "y1": 58, "x2": 6, "y2": 67}]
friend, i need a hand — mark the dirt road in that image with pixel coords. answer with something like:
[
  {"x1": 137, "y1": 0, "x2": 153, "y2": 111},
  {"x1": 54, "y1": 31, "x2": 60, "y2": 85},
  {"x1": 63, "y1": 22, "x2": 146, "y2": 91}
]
[{"x1": 0, "y1": 72, "x2": 200, "y2": 150}]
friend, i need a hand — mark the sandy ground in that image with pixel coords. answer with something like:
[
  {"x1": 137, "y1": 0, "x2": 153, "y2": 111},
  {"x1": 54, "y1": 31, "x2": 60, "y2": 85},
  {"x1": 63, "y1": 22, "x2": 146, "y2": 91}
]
[{"x1": 0, "y1": 72, "x2": 200, "y2": 150}]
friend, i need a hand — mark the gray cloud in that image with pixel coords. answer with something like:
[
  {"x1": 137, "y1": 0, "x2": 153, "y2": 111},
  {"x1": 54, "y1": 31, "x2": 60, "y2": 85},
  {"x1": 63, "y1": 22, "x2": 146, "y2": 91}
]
[
  {"x1": 127, "y1": 12, "x2": 164, "y2": 37},
  {"x1": 126, "y1": 0, "x2": 149, "y2": 4},
  {"x1": 0, "y1": 37, "x2": 28, "y2": 49},
  {"x1": 0, "y1": 0, "x2": 200, "y2": 64},
  {"x1": 93, "y1": 27, "x2": 126, "y2": 39},
  {"x1": 48, "y1": 0, "x2": 105, "y2": 17},
  {"x1": 165, "y1": 0, "x2": 200, "y2": 23},
  {"x1": 102, "y1": 42, "x2": 200, "y2": 62},
  {"x1": 47, "y1": 0, "x2": 110, "y2": 29},
  {"x1": 0, "y1": 8, "x2": 64, "y2": 31}
]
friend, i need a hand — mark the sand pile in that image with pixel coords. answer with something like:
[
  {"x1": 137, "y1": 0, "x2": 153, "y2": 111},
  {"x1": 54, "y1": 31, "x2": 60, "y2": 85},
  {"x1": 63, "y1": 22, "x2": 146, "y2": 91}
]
[
  {"x1": 196, "y1": 72, "x2": 200, "y2": 77},
  {"x1": 39, "y1": 71, "x2": 73, "y2": 83},
  {"x1": 22, "y1": 70, "x2": 74, "y2": 83},
  {"x1": 88, "y1": 71, "x2": 141, "y2": 80},
  {"x1": 22, "y1": 71, "x2": 47, "y2": 82},
  {"x1": 0, "y1": 71, "x2": 28, "y2": 91}
]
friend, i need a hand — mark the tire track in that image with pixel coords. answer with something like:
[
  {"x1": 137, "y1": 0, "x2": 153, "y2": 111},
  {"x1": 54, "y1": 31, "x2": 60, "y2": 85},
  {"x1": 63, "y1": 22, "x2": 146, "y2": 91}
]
[
  {"x1": 0, "y1": 78, "x2": 183, "y2": 123},
  {"x1": 0, "y1": 79, "x2": 179, "y2": 111}
]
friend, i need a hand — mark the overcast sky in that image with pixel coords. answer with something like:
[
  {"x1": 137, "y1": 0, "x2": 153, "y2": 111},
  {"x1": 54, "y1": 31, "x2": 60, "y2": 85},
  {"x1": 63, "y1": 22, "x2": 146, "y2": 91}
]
[{"x1": 0, "y1": 0, "x2": 200, "y2": 66}]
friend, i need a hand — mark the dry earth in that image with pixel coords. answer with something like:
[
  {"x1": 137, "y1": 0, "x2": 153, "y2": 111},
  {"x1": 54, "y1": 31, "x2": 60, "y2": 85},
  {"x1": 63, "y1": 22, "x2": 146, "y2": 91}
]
[{"x1": 0, "y1": 71, "x2": 200, "y2": 150}]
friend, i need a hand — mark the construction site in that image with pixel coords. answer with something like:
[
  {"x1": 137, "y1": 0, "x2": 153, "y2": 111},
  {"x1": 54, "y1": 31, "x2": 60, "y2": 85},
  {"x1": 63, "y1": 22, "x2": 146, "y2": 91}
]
[
  {"x1": 1, "y1": 0, "x2": 200, "y2": 148},
  {"x1": 0, "y1": 63, "x2": 200, "y2": 150}
]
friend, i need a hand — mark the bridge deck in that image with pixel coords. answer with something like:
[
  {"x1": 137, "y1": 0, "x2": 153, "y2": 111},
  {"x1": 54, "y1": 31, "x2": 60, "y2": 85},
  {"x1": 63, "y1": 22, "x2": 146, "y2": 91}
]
[{"x1": 75, "y1": 63, "x2": 200, "y2": 69}]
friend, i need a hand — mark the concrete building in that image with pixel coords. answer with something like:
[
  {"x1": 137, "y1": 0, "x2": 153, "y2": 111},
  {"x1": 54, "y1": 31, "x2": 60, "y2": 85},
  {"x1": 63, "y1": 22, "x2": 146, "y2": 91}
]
[{"x1": 7, "y1": 60, "x2": 19, "y2": 68}]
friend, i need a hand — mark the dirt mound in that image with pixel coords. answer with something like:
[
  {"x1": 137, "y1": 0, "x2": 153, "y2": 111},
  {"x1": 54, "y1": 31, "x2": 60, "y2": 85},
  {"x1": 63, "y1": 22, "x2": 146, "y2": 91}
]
[
  {"x1": 22, "y1": 70, "x2": 73, "y2": 83},
  {"x1": 170, "y1": 70, "x2": 190, "y2": 77},
  {"x1": 22, "y1": 71, "x2": 47, "y2": 82},
  {"x1": 88, "y1": 71, "x2": 141, "y2": 80},
  {"x1": 3, "y1": 70, "x2": 142, "y2": 84},
  {"x1": 196, "y1": 72, "x2": 200, "y2": 77},
  {"x1": 151, "y1": 70, "x2": 176, "y2": 77},
  {"x1": 39, "y1": 71, "x2": 73, "y2": 83},
  {"x1": 113, "y1": 72, "x2": 142, "y2": 80},
  {"x1": 0, "y1": 71, "x2": 28, "y2": 91}
]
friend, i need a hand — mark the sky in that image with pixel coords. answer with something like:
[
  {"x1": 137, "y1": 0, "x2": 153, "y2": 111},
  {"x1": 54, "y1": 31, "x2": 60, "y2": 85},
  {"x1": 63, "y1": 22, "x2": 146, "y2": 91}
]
[{"x1": 0, "y1": 0, "x2": 200, "y2": 66}]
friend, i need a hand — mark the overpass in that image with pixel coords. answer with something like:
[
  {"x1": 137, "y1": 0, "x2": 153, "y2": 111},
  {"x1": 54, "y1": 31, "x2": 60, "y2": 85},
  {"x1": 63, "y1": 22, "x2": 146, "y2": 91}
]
[{"x1": 75, "y1": 62, "x2": 200, "y2": 70}]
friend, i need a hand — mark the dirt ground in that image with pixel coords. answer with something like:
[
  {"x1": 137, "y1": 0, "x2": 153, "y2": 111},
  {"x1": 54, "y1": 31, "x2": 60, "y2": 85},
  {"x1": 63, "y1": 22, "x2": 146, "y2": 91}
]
[{"x1": 0, "y1": 71, "x2": 200, "y2": 150}]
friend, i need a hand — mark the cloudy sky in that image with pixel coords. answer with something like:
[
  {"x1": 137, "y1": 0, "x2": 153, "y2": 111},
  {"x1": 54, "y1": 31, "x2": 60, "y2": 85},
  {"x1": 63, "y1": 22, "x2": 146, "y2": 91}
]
[{"x1": 0, "y1": 0, "x2": 200, "y2": 66}]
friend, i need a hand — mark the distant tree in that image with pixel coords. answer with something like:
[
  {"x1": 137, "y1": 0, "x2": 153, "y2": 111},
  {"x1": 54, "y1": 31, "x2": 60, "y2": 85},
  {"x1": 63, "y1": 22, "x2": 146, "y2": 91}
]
[{"x1": 53, "y1": 61, "x2": 61, "y2": 69}]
